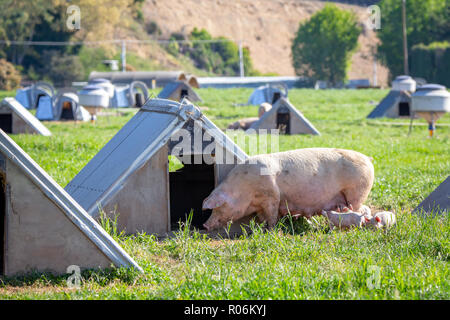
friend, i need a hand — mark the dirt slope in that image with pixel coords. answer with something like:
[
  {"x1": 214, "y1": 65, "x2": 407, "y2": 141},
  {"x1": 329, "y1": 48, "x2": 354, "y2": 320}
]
[{"x1": 143, "y1": 0, "x2": 388, "y2": 86}]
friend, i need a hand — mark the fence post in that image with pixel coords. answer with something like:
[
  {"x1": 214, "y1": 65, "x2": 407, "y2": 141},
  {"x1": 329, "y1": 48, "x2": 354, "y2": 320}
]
[
  {"x1": 121, "y1": 40, "x2": 126, "y2": 72},
  {"x1": 402, "y1": 0, "x2": 409, "y2": 75}
]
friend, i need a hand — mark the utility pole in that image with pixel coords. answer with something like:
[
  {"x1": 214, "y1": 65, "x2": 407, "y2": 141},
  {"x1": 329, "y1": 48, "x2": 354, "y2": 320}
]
[
  {"x1": 238, "y1": 40, "x2": 245, "y2": 78},
  {"x1": 373, "y1": 55, "x2": 378, "y2": 87},
  {"x1": 402, "y1": 0, "x2": 409, "y2": 75},
  {"x1": 121, "y1": 40, "x2": 126, "y2": 72}
]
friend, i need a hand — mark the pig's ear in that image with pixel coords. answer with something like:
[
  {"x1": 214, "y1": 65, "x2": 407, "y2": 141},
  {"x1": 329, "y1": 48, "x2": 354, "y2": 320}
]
[
  {"x1": 202, "y1": 191, "x2": 229, "y2": 210},
  {"x1": 375, "y1": 216, "x2": 381, "y2": 223}
]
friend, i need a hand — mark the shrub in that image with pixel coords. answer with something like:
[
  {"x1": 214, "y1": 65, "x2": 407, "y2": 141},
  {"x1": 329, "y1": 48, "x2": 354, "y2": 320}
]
[
  {"x1": 377, "y1": 0, "x2": 449, "y2": 78},
  {"x1": 145, "y1": 21, "x2": 161, "y2": 36},
  {"x1": 411, "y1": 41, "x2": 450, "y2": 86},
  {"x1": 291, "y1": 4, "x2": 360, "y2": 86},
  {"x1": 42, "y1": 51, "x2": 85, "y2": 86},
  {"x1": 0, "y1": 59, "x2": 21, "y2": 90},
  {"x1": 165, "y1": 28, "x2": 259, "y2": 76}
]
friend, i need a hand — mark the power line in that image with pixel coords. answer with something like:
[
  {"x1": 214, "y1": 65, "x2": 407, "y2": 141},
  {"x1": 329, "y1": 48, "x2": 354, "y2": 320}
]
[
  {"x1": 0, "y1": 38, "x2": 237, "y2": 46},
  {"x1": 0, "y1": 38, "x2": 246, "y2": 77}
]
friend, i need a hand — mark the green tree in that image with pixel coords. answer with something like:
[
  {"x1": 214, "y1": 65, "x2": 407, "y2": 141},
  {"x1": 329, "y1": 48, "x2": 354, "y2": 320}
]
[
  {"x1": 41, "y1": 51, "x2": 85, "y2": 87},
  {"x1": 291, "y1": 4, "x2": 361, "y2": 86},
  {"x1": 377, "y1": 0, "x2": 449, "y2": 78}
]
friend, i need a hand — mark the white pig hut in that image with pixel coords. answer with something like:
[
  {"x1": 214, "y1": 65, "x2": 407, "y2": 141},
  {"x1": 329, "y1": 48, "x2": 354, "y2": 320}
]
[
  {"x1": 65, "y1": 98, "x2": 248, "y2": 236},
  {"x1": 157, "y1": 81, "x2": 202, "y2": 103},
  {"x1": 246, "y1": 97, "x2": 320, "y2": 135},
  {"x1": 14, "y1": 81, "x2": 55, "y2": 110},
  {"x1": 0, "y1": 98, "x2": 51, "y2": 136},
  {"x1": 53, "y1": 93, "x2": 91, "y2": 121},
  {"x1": 367, "y1": 75, "x2": 416, "y2": 118},
  {"x1": 0, "y1": 129, "x2": 142, "y2": 276},
  {"x1": 247, "y1": 84, "x2": 288, "y2": 105}
]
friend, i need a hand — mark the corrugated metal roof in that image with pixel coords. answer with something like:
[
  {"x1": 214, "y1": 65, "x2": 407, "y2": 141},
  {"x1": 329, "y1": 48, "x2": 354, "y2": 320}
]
[
  {"x1": 0, "y1": 129, "x2": 142, "y2": 272},
  {"x1": 1, "y1": 97, "x2": 52, "y2": 136},
  {"x1": 66, "y1": 98, "x2": 247, "y2": 215},
  {"x1": 89, "y1": 71, "x2": 186, "y2": 87},
  {"x1": 198, "y1": 76, "x2": 304, "y2": 89}
]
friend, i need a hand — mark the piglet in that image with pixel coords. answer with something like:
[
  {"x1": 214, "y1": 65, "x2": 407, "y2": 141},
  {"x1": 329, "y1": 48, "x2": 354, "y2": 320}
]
[
  {"x1": 321, "y1": 209, "x2": 367, "y2": 230},
  {"x1": 365, "y1": 211, "x2": 396, "y2": 229},
  {"x1": 359, "y1": 205, "x2": 372, "y2": 217}
]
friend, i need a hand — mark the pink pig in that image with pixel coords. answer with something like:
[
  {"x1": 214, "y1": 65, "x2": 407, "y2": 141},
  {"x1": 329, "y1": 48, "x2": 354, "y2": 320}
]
[
  {"x1": 321, "y1": 209, "x2": 367, "y2": 230},
  {"x1": 365, "y1": 211, "x2": 396, "y2": 229},
  {"x1": 202, "y1": 148, "x2": 374, "y2": 231}
]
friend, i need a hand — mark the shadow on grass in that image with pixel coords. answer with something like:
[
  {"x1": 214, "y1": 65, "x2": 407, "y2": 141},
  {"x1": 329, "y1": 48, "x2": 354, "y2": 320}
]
[
  {"x1": 0, "y1": 266, "x2": 142, "y2": 288},
  {"x1": 159, "y1": 210, "x2": 329, "y2": 242}
]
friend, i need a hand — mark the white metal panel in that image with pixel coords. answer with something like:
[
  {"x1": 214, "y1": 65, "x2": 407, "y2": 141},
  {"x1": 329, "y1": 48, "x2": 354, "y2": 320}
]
[
  {"x1": 66, "y1": 102, "x2": 187, "y2": 214},
  {"x1": 0, "y1": 129, "x2": 142, "y2": 272}
]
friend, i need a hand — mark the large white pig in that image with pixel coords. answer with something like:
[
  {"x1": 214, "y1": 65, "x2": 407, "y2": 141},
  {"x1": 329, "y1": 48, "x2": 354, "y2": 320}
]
[{"x1": 202, "y1": 148, "x2": 374, "y2": 231}]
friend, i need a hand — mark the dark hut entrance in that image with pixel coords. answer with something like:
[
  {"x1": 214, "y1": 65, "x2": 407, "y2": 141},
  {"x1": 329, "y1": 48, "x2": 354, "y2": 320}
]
[
  {"x1": 35, "y1": 94, "x2": 46, "y2": 109},
  {"x1": 169, "y1": 155, "x2": 215, "y2": 230},
  {"x1": 180, "y1": 89, "x2": 189, "y2": 100},
  {"x1": 0, "y1": 114, "x2": 13, "y2": 134},
  {"x1": 61, "y1": 101, "x2": 75, "y2": 120},
  {"x1": 135, "y1": 93, "x2": 144, "y2": 108},
  {"x1": 398, "y1": 102, "x2": 410, "y2": 116},
  {"x1": 272, "y1": 92, "x2": 281, "y2": 104},
  {"x1": 276, "y1": 105, "x2": 290, "y2": 134}
]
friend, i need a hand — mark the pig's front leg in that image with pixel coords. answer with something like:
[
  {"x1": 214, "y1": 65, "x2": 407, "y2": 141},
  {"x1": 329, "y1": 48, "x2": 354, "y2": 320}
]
[{"x1": 257, "y1": 200, "x2": 280, "y2": 228}]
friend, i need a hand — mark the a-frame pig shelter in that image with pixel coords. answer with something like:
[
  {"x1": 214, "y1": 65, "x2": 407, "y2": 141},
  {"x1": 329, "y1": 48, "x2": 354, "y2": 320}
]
[
  {"x1": 0, "y1": 98, "x2": 51, "y2": 136},
  {"x1": 0, "y1": 130, "x2": 142, "y2": 276},
  {"x1": 66, "y1": 98, "x2": 248, "y2": 236},
  {"x1": 157, "y1": 81, "x2": 202, "y2": 103},
  {"x1": 366, "y1": 90, "x2": 413, "y2": 118},
  {"x1": 247, "y1": 97, "x2": 320, "y2": 135},
  {"x1": 367, "y1": 75, "x2": 416, "y2": 119},
  {"x1": 413, "y1": 176, "x2": 449, "y2": 216}
]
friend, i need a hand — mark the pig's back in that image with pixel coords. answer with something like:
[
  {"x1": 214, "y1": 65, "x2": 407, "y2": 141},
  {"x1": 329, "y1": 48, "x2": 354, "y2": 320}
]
[{"x1": 251, "y1": 148, "x2": 373, "y2": 193}]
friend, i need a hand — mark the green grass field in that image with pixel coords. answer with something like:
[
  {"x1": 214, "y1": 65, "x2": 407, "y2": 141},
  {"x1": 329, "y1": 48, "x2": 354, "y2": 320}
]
[{"x1": 0, "y1": 88, "x2": 448, "y2": 299}]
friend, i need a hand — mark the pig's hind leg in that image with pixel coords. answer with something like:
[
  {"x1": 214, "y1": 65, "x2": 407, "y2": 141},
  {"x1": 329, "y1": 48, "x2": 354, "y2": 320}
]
[
  {"x1": 341, "y1": 187, "x2": 367, "y2": 212},
  {"x1": 324, "y1": 191, "x2": 349, "y2": 212}
]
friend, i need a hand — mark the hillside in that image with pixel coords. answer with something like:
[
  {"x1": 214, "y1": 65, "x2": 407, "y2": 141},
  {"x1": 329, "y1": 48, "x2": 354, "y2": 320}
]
[{"x1": 142, "y1": 0, "x2": 389, "y2": 86}]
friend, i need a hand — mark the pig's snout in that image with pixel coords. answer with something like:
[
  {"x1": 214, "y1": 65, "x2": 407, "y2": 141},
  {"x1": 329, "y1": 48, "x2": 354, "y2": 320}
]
[{"x1": 203, "y1": 213, "x2": 224, "y2": 232}]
